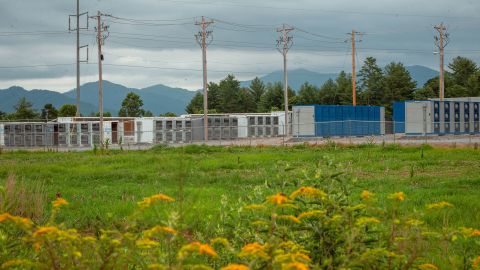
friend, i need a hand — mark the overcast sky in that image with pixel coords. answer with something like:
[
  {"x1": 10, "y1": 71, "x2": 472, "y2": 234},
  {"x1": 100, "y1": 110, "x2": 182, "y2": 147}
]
[{"x1": 0, "y1": 0, "x2": 479, "y2": 92}]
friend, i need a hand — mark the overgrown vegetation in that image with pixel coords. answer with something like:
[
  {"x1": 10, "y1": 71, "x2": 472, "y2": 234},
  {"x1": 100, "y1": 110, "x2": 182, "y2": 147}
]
[{"x1": 0, "y1": 145, "x2": 480, "y2": 269}]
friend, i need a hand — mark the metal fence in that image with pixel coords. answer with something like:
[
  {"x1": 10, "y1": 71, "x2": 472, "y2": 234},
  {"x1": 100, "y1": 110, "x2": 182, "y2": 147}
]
[{"x1": 1, "y1": 120, "x2": 480, "y2": 150}]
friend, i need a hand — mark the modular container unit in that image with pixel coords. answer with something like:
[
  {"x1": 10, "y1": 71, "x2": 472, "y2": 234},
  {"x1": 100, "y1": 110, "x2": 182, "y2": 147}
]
[
  {"x1": 155, "y1": 117, "x2": 193, "y2": 143},
  {"x1": 292, "y1": 105, "x2": 385, "y2": 137},
  {"x1": 394, "y1": 98, "x2": 480, "y2": 135},
  {"x1": 0, "y1": 123, "x2": 4, "y2": 146},
  {"x1": 2, "y1": 123, "x2": 55, "y2": 147}
]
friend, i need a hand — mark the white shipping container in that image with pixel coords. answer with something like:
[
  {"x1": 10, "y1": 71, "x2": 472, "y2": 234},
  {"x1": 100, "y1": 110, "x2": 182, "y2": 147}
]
[{"x1": 0, "y1": 124, "x2": 4, "y2": 146}]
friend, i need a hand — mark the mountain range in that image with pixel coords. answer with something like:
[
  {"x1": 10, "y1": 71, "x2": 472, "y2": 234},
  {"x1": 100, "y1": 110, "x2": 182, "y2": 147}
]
[{"x1": 0, "y1": 66, "x2": 439, "y2": 116}]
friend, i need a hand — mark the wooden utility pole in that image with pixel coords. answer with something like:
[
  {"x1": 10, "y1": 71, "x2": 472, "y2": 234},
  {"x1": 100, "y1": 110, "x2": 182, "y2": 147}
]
[
  {"x1": 277, "y1": 24, "x2": 294, "y2": 137},
  {"x1": 195, "y1": 16, "x2": 214, "y2": 142},
  {"x1": 90, "y1": 11, "x2": 109, "y2": 146},
  {"x1": 68, "y1": 0, "x2": 88, "y2": 117},
  {"x1": 435, "y1": 23, "x2": 449, "y2": 101}
]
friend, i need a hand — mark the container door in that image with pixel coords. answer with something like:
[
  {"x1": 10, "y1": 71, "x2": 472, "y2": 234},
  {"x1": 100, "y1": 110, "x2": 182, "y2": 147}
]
[{"x1": 293, "y1": 106, "x2": 315, "y2": 136}]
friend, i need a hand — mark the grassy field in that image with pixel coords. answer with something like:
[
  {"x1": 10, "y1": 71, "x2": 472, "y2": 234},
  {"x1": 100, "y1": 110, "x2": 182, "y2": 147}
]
[{"x1": 1, "y1": 144, "x2": 479, "y2": 235}]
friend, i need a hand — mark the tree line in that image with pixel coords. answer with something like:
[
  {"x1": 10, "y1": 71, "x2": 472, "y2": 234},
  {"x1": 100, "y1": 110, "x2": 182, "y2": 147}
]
[{"x1": 186, "y1": 56, "x2": 480, "y2": 119}]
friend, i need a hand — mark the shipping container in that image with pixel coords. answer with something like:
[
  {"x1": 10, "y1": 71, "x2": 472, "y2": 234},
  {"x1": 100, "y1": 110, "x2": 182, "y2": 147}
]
[{"x1": 292, "y1": 105, "x2": 385, "y2": 137}]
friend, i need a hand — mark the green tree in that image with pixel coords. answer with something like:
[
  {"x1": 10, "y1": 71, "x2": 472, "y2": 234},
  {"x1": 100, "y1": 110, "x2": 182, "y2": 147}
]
[
  {"x1": 448, "y1": 56, "x2": 478, "y2": 87},
  {"x1": 319, "y1": 79, "x2": 339, "y2": 104},
  {"x1": 248, "y1": 77, "x2": 266, "y2": 111},
  {"x1": 95, "y1": 112, "x2": 112, "y2": 117},
  {"x1": 237, "y1": 88, "x2": 256, "y2": 113},
  {"x1": 466, "y1": 71, "x2": 480, "y2": 96},
  {"x1": 118, "y1": 92, "x2": 144, "y2": 117},
  {"x1": 13, "y1": 97, "x2": 38, "y2": 120},
  {"x1": 185, "y1": 92, "x2": 204, "y2": 114},
  {"x1": 159, "y1": 112, "x2": 177, "y2": 117},
  {"x1": 383, "y1": 62, "x2": 416, "y2": 117},
  {"x1": 207, "y1": 83, "x2": 221, "y2": 111},
  {"x1": 296, "y1": 82, "x2": 319, "y2": 105},
  {"x1": 41, "y1": 104, "x2": 58, "y2": 120},
  {"x1": 336, "y1": 71, "x2": 353, "y2": 105},
  {"x1": 218, "y1": 74, "x2": 242, "y2": 113},
  {"x1": 58, "y1": 104, "x2": 77, "y2": 117},
  {"x1": 358, "y1": 56, "x2": 384, "y2": 105},
  {"x1": 259, "y1": 82, "x2": 295, "y2": 112}
]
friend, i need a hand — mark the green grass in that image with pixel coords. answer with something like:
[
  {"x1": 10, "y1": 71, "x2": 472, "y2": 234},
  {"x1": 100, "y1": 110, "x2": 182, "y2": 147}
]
[{"x1": 1, "y1": 144, "x2": 480, "y2": 235}]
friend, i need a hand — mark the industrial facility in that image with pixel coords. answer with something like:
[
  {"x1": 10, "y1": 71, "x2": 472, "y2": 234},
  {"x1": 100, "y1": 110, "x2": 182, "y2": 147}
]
[{"x1": 394, "y1": 97, "x2": 480, "y2": 135}]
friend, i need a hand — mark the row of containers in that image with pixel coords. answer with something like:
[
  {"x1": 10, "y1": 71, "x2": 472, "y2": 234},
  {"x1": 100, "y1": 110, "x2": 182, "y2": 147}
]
[
  {"x1": 394, "y1": 97, "x2": 480, "y2": 135},
  {"x1": 0, "y1": 113, "x2": 290, "y2": 147},
  {"x1": 292, "y1": 105, "x2": 386, "y2": 137}
]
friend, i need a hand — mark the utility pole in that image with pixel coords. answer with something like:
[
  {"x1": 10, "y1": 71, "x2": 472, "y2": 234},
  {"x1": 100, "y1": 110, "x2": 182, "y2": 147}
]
[
  {"x1": 348, "y1": 30, "x2": 363, "y2": 106},
  {"x1": 276, "y1": 24, "x2": 294, "y2": 137},
  {"x1": 90, "y1": 11, "x2": 109, "y2": 146},
  {"x1": 434, "y1": 23, "x2": 449, "y2": 101},
  {"x1": 69, "y1": 0, "x2": 88, "y2": 117},
  {"x1": 195, "y1": 16, "x2": 214, "y2": 142}
]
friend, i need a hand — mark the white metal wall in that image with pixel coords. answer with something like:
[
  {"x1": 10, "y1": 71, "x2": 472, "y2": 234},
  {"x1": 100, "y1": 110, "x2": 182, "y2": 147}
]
[
  {"x1": 405, "y1": 101, "x2": 433, "y2": 134},
  {"x1": 292, "y1": 106, "x2": 315, "y2": 136},
  {"x1": 0, "y1": 124, "x2": 4, "y2": 146}
]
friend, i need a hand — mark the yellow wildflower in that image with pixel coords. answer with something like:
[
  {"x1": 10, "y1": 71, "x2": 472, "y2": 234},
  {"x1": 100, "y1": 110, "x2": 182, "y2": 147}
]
[
  {"x1": 245, "y1": 204, "x2": 266, "y2": 210},
  {"x1": 278, "y1": 215, "x2": 301, "y2": 223},
  {"x1": 267, "y1": 193, "x2": 290, "y2": 205},
  {"x1": 283, "y1": 262, "x2": 309, "y2": 270},
  {"x1": 361, "y1": 190, "x2": 374, "y2": 200},
  {"x1": 290, "y1": 187, "x2": 326, "y2": 200},
  {"x1": 33, "y1": 226, "x2": 59, "y2": 237},
  {"x1": 472, "y1": 230, "x2": 480, "y2": 237},
  {"x1": 239, "y1": 242, "x2": 269, "y2": 259},
  {"x1": 388, "y1": 192, "x2": 405, "y2": 201},
  {"x1": 298, "y1": 210, "x2": 326, "y2": 220},
  {"x1": 426, "y1": 201, "x2": 454, "y2": 210},
  {"x1": 52, "y1": 197, "x2": 68, "y2": 208},
  {"x1": 1, "y1": 259, "x2": 30, "y2": 268},
  {"x1": 211, "y1": 237, "x2": 230, "y2": 247},
  {"x1": 0, "y1": 213, "x2": 13, "y2": 222},
  {"x1": 138, "y1": 193, "x2": 175, "y2": 208},
  {"x1": 0, "y1": 213, "x2": 32, "y2": 228},
  {"x1": 251, "y1": 220, "x2": 268, "y2": 226},
  {"x1": 144, "y1": 226, "x2": 177, "y2": 238},
  {"x1": 221, "y1": 264, "x2": 250, "y2": 270},
  {"x1": 356, "y1": 217, "x2": 381, "y2": 226},
  {"x1": 178, "y1": 242, "x2": 218, "y2": 259},
  {"x1": 473, "y1": 256, "x2": 480, "y2": 270},
  {"x1": 136, "y1": 239, "x2": 159, "y2": 249},
  {"x1": 418, "y1": 263, "x2": 439, "y2": 270},
  {"x1": 406, "y1": 218, "x2": 424, "y2": 227}
]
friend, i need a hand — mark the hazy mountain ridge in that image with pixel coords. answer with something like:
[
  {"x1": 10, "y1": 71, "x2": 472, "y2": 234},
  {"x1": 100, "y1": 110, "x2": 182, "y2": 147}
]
[{"x1": 0, "y1": 66, "x2": 439, "y2": 116}]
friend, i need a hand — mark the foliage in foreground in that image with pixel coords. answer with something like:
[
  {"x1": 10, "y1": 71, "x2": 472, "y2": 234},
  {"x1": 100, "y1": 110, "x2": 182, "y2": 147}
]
[{"x1": 0, "y1": 162, "x2": 480, "y2": 270}]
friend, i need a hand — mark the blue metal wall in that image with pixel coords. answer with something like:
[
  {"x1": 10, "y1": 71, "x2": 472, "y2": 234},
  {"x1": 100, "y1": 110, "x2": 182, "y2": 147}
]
[
  {"x1": 311, "y1": 105, "x2": 383, "y2": 137},
  {"x1": 393, "y1": 101, "x2": 406, "y2": 133}
]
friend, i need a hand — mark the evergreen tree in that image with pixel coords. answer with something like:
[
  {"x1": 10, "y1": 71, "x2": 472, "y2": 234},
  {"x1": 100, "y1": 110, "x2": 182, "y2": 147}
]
[
  {"x1": 41, "y1": 104, "x2": 58, "y2": 120},
  {"x1": 218, "y1": 75, "x2": 242, "y2": 113},
  {"x1": 358, "y1": 56, "x2": 384, "y2": 105},
  {"x1": 448, "y1": 56, "x2": 478, "y2": 87},
  {"x1": 118, "y1": 92, "x2": 144, "y2": 117},
  {"x1": 13, "y1": 98, "x2": 38, "y2": 120},
  {"x1": 296, "y1": 82, "x2": 319, "y2": 105},
  {"x1": 237, "y1": 88, "x2": 256, "y2": 113},
  {"x1": 248, "y1": 77, "x2": 266, "y2": 111},
  {"x1": 58, "y1": 104, "x2": 77, "y2": 117},
  {"x1": 319, "y1": 79, "x2": 339, "y2": 104},
  {"x1": 260, "y1": 82, "x2": 284, "y2": 112},
  {"x1": 336, "y1": 71, "x2": 353, "y2": 105},
  {"x1": 383, "y1": 62, "x2": 416, "y2": 117},
  {"x1": 185, "y1": 92, "x2": 203, "y2": 114}
]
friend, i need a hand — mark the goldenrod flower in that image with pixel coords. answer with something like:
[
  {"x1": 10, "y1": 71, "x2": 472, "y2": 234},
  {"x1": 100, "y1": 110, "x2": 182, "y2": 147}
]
[
  {"x1": 406, "y1": 218, "x2": 424, "y2": 227},
  {"x1": 144, "y1": 226, "x2": 177, "y2": 238},
  {"x1": 33, "y1": 226, "x2": 59, "y2": 237},
  {"x1": 290, "y1": 187, "x2": 326, "y2": 200},
  {"x1": 355, "y1": 217, "x2": 381, "y2": 226},
  {"x1": 1, "y1": 259, "x2": 30, "y2": 269},
  {"x1": 245, "y1": 204, "x2": 266, "y2": 210},
  {"x1": 136, "y1": 239, "x2": 159, "y2": 249},
  {"x1": 221, "y1": 264, "x2": 250, "y2": 270},
  {"x1": 473, "y1": 256, "x2": 480, "y2": 270},
  {"x1": 388, "y1": 192, "x2": 405, "y2": 202},
  {"x1": 239, "y1": 242, "x2": 269, "y2": 259},
  {"x1": 138, "y1": 193, "x2": 175, "y2": 209},
  {"x1": 0, "y1": 213, "x2": 32, "y2": 228},
  {"x1": 278, "y1": 215, "x2": 301, "y2": 223},
  {"x1": 298, "y1": 210, "x2": 326, "y2": 220},
  {"x1": 52, "y1": 197, "x2": 68, "y2": 208},
  {"x1": 361, "y1": 190, "x2": 374, "y2": 200},
  {"x1": 471, "y1": 230, "x2": 480, "y2": 237},
  {"x1": 426, "y1": 201, "x2": 454, "y2": 210},
  {"x1": 418, "y1": 263, "x2": 439, "y2": 270},
  {"x1": 0, "y1": 213, "x2": 13, "y2": 222},
  {"x1": 211, "y1": 237, "x2": 230, "y2": 248},
  {"x1": 178, "y1": 242, "x2": 218, "y2": 259},
  {"x1": 283, "y1": 262, "x2": 309, "y2": 270},
  {"x1": 267, "y1": 193, "x2": 290, "y2": 205}
]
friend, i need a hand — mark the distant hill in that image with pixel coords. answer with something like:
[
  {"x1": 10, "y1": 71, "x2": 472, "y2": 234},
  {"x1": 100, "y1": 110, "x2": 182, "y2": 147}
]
[
  {"x1": 0, "y1": 86, "x2": 97, "y2": 114},
  {"x1": 0, "y1": 82, "x2": 196, "y2": 116},
  {"x1": 240, "y1": 66, "x2": 439, "y2": 90}
]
